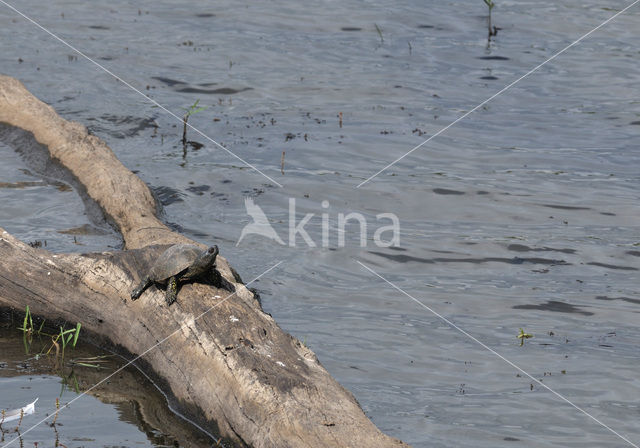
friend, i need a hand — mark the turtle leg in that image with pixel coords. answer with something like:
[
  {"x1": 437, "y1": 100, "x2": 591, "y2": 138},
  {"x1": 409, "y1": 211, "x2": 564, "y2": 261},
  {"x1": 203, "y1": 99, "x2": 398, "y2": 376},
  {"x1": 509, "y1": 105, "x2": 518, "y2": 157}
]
[
  {"x1": 210, "y1": 268, "x2": 236, "y2": 293},
  {"x1": 131, "y1": 276, "x2": 152, "y2": 300},
  {"x1": 165, "y1": 276, "x2": 178, "y2": 306}
]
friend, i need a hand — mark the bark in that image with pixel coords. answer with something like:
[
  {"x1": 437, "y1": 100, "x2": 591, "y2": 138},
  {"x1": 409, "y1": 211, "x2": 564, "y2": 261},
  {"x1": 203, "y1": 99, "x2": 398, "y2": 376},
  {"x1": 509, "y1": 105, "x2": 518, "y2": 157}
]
[{"x1": 0, "y1": 75, "x2": 410, "y2": 448}]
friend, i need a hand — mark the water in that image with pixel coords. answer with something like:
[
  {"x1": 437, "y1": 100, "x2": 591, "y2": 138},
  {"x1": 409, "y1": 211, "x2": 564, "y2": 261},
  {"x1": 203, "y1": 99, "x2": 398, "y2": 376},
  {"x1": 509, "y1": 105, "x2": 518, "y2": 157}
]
[
  {"x1": 0, "y1": 323, "x2": 215, "y2": 447},
  {"x1": 1, "y1": 0, "x2": 639, "y2": 446}
]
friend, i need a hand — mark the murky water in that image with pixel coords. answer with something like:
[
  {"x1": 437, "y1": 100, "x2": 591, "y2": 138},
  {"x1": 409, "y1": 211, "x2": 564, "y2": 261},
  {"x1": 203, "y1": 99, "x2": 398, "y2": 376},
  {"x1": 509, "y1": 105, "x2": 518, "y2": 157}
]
[
  {"x1": 0, "y1": 323, "x2": 215, "y2": 447},
  {"x1": 1, "y1": 0, "x2": 639, "y2": 447}
]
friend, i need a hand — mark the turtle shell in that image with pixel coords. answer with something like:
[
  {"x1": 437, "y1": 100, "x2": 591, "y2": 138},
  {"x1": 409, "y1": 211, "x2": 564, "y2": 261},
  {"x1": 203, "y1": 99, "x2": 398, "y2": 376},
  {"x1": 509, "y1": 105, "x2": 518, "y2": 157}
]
[{"x1": 149, "y1": 244, "x2": 203, "y2": 282}]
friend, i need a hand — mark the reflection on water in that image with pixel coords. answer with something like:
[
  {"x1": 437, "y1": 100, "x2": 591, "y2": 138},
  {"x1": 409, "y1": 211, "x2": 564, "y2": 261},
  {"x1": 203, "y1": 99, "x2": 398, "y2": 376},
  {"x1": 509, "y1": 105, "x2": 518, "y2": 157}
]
[
  {"x1": 1, "y1": 0, "x2": 639, "y2": 446},
  {"x1": 0, "y1": 323, "x2": 217, "y2": 447}
]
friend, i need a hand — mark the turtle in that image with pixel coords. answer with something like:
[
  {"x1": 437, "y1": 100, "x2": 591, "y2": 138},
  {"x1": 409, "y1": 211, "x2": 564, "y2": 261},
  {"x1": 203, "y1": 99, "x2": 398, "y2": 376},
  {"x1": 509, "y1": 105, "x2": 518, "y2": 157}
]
[{"x1": 130, "y1": 244, "x2": 220, "y2": 305}]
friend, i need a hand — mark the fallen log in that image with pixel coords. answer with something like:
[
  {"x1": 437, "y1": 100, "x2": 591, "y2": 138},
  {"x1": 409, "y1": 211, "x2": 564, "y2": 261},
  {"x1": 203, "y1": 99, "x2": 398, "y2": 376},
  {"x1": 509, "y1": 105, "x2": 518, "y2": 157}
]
[{"x1": 0, "y1": 75, "x2": 409, "y2": 448}]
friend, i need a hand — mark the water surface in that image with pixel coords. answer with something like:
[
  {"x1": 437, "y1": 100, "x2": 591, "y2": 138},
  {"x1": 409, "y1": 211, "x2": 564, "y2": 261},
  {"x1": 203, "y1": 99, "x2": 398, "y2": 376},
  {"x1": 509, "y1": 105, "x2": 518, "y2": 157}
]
[{"x1": 1, "y1": 1, "x2": 639, "y2": 446}]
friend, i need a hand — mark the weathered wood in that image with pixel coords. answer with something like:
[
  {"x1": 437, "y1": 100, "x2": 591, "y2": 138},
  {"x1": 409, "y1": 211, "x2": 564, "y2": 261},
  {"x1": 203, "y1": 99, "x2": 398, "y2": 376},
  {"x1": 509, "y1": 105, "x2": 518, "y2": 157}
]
[{"x1": 0, "y1": 75, "x2": 409, "y2": 448}]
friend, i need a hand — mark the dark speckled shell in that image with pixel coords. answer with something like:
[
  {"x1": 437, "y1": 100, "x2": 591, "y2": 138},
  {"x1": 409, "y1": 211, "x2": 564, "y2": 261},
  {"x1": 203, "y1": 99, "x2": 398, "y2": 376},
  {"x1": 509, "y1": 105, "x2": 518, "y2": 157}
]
[{"x1": 149, "y1": 244, "x2": 203, "y2": 281}]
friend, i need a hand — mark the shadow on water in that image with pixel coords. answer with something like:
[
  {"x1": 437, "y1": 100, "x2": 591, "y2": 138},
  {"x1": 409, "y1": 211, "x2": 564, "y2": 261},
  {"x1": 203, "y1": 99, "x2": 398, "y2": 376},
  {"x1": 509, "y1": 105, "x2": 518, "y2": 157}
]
[
  {"x1": 595, "y1": 296, "x2": 640, "y2": 306},
  {"x1": 512, "y1": 300, "x2": 594, "y2": 316},
  {"x1": 506, "y1": 244, "x2": 576, "y2": 254},
  {"x1": 369, "y1": 250, "x2": 570, "y2": 266},
  {"x1": 86, "y1": 114, "x2": 160, "y2": 139},
  {"x1": 151, "y1": 76, "x2": 252, "y2": 95}
]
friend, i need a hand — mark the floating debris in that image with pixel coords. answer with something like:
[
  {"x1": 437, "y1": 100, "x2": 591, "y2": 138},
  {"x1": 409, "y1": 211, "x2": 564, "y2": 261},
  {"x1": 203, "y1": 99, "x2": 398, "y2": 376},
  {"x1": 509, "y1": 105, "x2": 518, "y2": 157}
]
[{"x1": 1, "y1": 398, "x2": 38, "y2": 423}]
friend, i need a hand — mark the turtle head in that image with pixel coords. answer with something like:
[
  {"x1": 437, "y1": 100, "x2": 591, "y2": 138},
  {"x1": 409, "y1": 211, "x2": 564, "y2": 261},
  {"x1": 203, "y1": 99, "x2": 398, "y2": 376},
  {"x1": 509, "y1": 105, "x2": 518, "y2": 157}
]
[
  {"x1": 202, "y1": 245, "x2": 219, "y2": 266},
  {"x1": 186, "y1": 245, "x2": 219, "y2": 278}
]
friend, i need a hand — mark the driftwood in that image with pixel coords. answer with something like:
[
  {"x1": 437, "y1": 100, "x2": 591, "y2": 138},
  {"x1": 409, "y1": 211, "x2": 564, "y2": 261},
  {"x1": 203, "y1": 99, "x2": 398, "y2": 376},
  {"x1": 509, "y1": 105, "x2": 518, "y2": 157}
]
[{"x1": 0, "y1": 75, "x2": 409, "y2": 448}]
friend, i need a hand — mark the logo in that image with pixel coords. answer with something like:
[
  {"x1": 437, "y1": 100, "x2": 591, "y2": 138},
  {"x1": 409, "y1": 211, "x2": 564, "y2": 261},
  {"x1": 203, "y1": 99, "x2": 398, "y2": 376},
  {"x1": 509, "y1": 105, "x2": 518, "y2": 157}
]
[
  {"x1": 236, "y1": 197, "x2": 285, "y2": 246},
  {"x1": 236, "y1": 198, "x2": 400, "y2": 248}
]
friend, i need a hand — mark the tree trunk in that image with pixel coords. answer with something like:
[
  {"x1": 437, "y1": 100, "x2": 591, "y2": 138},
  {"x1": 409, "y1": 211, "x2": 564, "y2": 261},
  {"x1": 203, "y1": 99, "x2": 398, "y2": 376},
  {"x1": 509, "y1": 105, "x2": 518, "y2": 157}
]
[{"x1": 0, "y1": 75, "x2": 409, "y2": 448}]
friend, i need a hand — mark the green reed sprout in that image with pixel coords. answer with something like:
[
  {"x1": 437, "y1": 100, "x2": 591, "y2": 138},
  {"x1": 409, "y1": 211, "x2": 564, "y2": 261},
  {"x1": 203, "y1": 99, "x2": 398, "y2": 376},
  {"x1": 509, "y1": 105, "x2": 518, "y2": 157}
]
[
  {"x1": 484, "y1": 0, "x2": 497, "y2": 38},
  {"x1": 182, "y1": 99, "x2": 207, "y2": 144}
]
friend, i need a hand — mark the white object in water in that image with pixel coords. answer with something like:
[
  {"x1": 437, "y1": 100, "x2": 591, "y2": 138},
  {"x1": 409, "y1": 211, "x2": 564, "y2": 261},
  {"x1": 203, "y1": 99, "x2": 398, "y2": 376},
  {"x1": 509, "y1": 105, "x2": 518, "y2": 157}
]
[{"x1": 1, "y1": 398, "x2": 38, "y2": 423}]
